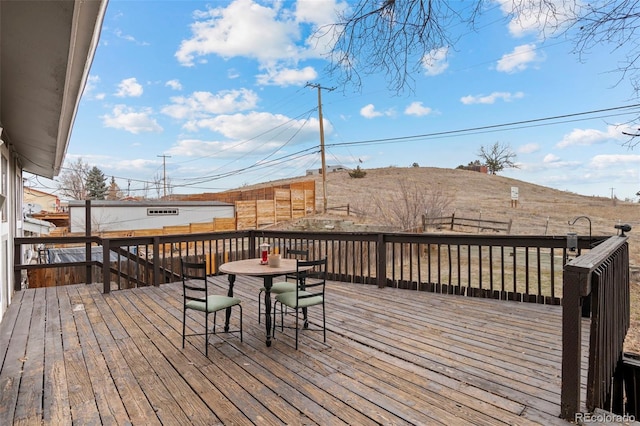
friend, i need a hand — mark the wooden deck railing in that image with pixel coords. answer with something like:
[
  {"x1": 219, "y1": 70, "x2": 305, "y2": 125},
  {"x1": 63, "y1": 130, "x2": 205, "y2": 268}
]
[
  {"x1": 15, "y1": 230, "x2": 602, "y2": 304},
  {"x1": 561, "y1": 234, "x2": 630, "y2": 420}
]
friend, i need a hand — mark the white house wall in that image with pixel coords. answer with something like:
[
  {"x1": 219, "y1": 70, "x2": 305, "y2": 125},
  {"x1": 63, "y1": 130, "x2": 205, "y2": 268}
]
[
  {"x1": 68, "y1": 202, "x2": 235, "y2": 233},
  {"x1": 0, "y1": 142, "x2": 21, "y2": 322}
]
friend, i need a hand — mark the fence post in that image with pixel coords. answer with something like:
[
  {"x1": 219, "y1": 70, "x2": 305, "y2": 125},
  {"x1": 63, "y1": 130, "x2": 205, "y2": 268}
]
[{"x1": 450, "y1": 212, "x2": 455, "y2": 231}]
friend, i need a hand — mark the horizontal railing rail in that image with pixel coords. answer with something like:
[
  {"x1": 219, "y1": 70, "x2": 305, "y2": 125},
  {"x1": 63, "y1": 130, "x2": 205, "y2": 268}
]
[{"x1": 15, "y1": 230, "x2": 603, "y2": 304}]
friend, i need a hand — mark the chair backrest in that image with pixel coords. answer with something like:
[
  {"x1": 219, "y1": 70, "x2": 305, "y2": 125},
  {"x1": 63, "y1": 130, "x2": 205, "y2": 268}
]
[
  {"x1": 287, "y1": 248, "x2": 308, "y2": 259},
  {"x1": 295, "y1": 257, "x2": 327, "y2": 304},
  {"x1": 285, "y1": 248, "x2": 308, "y2": 280},
  {"x1": 181, "y1": 259, "x2": 208, "y2": 304}
]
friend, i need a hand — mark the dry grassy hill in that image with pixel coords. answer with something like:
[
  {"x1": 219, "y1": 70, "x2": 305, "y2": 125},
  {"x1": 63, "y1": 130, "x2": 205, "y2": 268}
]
[
  {"x1": 251, "y1": 166, "x2": 638, "y2": 244},
  {"x1": 243, "y1": 166, "x2": 640, "y2": 352}
]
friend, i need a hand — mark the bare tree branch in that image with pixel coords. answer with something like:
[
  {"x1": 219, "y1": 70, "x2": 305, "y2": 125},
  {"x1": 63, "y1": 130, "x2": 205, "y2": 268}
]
[{"x1": 477, "y1": 142, "x2": 518, "y2": 175}]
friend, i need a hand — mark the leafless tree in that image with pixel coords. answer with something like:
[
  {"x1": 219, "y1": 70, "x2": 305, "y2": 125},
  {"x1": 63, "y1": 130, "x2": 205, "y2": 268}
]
[
  {"x1": 153, "y1": 172, "x2": 163, "y2": 199},
  {"x1": 56, "y1": 158, "x2": 90, "y2": 200},
  {"x1": 371, "y1": 178, "x2": 452, "y2": 231},
  {"x1": 323, "y1": 1, "x2": 640, "y2": 96},
  {"x1": 423, "y1": 188, "x2": 454, "y2": 229},
  {"x1": 477, "y1": 142, "x2": 518, "y2": 175}
]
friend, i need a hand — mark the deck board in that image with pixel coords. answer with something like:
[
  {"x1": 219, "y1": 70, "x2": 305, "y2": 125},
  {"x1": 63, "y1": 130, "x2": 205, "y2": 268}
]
[{"x1": 0, "y1": 277, "x2": 592, "y2": 425}]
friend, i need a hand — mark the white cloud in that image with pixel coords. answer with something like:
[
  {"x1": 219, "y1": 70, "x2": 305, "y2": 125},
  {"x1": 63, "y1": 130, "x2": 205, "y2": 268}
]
[
  {"x1": 496, "y1": 44, "x2": 539, "y2": 73},
  {"x1": 176, "y1": 0, "x2": 301, "y2": 66},
  {"x1": 360, "y1": 104, "x2": 395, "y2": 119},
  {"x1": 460, "y1": 91, "x2": 524, "y2": 105},
  {"x1": 108, "y1": 158, "x2": 158, "y2": 171},
  {"x1": 543, "y1": 153, "x2": 560, "y2": 163},
  {"x1": 114, "y1": 29, "x2": 150, "y2": 46},
  {"x1": 497, "y1": 0, "x2": 575, "y2": 38},
  {"x1": 589, "y1": 154, "x2": 640, "y2": 170},
  {"x1": 422, "y1": 47, "x2": 449, "y2": 76},
  {"x1": 84, "y1": 75, "x2": 106, "y2": 100},
  {"x1": 165, "y1": 79, "x2": 183, "y2": 90},
  {"x1": 294, "y1": 0, "x2": 347, "y2": 27},
  {"x1": 114, "y1": 29, "x2": 136, "y2": 43},
  {"x1": 404, "y1": 102, "x2": 433, "y2": 117},
  {"x1": 115, "y1": 77, "x2": 143, "y2": 97},
  {"x1": 167, "y1": 111, "x2": 329, "y2": 157},
  {"x1": 175, "y1": 0, "x2": 348, "y2": 68},
  {"x1": 102, "y1": 105, "x2": 163, "y2": 134},
  {"x1": 518, "y1": 143, "x2": 540, "y2": 154},
  {"x1": 256, "y1": 66, "x2": 317, "y2": 87},
  {"x1": 184, "y1": 111, "x2": 329, "y2": 142},
  {"x1": 556, "y1": 125, "x2": 627, "y2": 148},
  {"x1": 161, "y1": 89, "x2": 259, "y2": 120},
  {"x1": 360, "y1": 104, "x2": 382, "y2": 118}
]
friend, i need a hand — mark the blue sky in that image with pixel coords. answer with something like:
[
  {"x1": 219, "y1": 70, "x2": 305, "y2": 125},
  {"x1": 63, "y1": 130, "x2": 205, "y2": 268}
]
[{"x1": 27, "y1": 0, "x2": 640, "y2": 200}]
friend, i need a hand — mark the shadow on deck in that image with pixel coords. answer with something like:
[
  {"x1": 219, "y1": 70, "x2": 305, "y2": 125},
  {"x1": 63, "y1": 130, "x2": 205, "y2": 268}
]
[{"x1": 0, "y1": 277, "x2": 587, "y2": 425}]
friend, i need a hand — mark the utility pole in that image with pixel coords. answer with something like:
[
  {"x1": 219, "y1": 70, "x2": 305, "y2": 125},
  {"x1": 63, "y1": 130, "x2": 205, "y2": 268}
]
[
  {"x1": 157, "y1": 154, "x2": 171, "y2": 199},
  {"x1": 306, "y1": 82, "x2": 334, "y2": 213}
]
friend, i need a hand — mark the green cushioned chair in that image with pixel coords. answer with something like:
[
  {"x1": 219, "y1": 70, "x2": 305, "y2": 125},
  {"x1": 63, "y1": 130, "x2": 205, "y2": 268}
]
[
  {"x1": 181, "y1": 259, "x2": 242, "y2": 356},
  {"x1": 258, "y1": 248, "x2": 308, "y2": 324},
  {"x1": 273, "y1": 257, "x2": 327, "y2": 349}
]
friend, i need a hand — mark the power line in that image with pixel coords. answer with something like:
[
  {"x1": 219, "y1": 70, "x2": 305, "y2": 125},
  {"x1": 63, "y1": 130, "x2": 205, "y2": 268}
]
[
  {"x1": 46, "y1": 103, "x2": 640, "y2": 196},
  {"x1": 326, "y1": 104, "x2": 640, "y2": 149}
]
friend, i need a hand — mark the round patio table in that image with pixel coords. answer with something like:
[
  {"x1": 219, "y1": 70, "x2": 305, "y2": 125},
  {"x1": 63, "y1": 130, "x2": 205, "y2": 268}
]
[{"x1": 219, "y1": 258, "x2": 309, "y2": 346}]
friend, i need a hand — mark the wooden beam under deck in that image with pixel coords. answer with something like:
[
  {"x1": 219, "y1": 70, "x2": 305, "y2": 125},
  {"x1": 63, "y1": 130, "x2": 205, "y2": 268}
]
[{"x1": 0, "y1": 278, "x2": 587, "y2": 425}]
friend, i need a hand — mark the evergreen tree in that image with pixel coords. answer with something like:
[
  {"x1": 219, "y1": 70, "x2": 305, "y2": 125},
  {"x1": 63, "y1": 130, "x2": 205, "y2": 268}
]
[{"x1": 85, "y1": 166, "x2": 108, "y2": 200}]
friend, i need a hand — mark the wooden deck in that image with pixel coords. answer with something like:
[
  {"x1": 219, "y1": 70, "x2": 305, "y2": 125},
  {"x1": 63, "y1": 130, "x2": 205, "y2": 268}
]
[{"x1": 0, "y1": 276, "x2": 588, "y2": 425}]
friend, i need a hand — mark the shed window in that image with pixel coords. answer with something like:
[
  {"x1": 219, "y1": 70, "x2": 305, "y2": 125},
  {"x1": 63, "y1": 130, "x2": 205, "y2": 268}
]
[{"x1": 147, "y1": 208, "x2": 179, "y2": 216}]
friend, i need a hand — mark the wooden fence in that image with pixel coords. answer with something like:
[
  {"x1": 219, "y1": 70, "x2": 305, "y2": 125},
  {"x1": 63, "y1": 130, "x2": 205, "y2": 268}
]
[{"x1": 426, "y1": 213, "x2": 512, "y2": 234}]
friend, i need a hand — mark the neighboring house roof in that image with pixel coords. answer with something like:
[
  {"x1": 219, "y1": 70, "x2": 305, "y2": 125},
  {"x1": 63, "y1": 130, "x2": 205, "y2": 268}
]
[
  {"x1": 23, "y1": 216, "x2": 54, "y2": 235},
  {"x1": 67, "y1": 200, "x2": 234, "y2": 207},
  {"x1": 1, "y1": 1, "x2": 108, "y2": 178},
  {"x1": 24, "y1": 187, "x2": 59, "y2": 199}
]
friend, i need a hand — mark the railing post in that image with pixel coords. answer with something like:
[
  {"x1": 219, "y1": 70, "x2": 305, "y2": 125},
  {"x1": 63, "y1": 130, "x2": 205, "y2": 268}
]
[
  {"x1": 153, "y1": 236, "x2": 161, "y2": 286},
  {"x1": 561, "y1": 267, "x2": 587, "y2": 419},
  {"x1": 85, "y1": 200, "x2": 92, "y2": 284},
  {"x1": 102, "y1": 238, "x2": 110, "y2": 293},
  {"x1": 249, "y1": 230, "x2": 259, "y2": 259},
  {"x1": 14, "y1": 241, "x2": 22, "y2": 291},
  {"x1": 377, "y1": 233, "x2": 386, "y2": 288}
]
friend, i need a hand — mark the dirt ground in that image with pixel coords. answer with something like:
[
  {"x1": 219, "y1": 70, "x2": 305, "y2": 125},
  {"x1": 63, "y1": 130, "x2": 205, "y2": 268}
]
[{"x1": 247, "y1": 166, "x2": 640, "y2": 352}]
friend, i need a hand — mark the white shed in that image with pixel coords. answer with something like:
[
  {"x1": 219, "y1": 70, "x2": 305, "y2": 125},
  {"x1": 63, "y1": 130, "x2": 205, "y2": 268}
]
[{"x1": 68, "y1": 200, "x2": 235, "y2": 233}]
